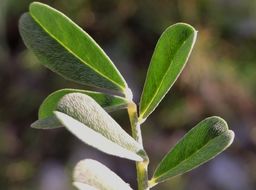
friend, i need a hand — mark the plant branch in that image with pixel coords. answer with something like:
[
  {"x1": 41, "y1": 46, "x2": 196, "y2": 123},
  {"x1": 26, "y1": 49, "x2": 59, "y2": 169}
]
[{"x1": 127, "y1": 99, "x2": 149, "y2": 190}]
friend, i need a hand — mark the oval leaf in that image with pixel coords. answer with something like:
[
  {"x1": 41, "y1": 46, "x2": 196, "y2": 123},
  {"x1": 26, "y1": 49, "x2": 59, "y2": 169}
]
[
  {"x1": 73, "y1": 159, "x2": 133, "y2": 190},
  {"x1": 39, "y1": 88, "x2": 128, "y2": 119},
  {"x1": 139, "y1": 23, "x2": 197, "y2": 122},
  {"x1": 19, "y1": 2, "x2": 127, "y2": 93},
  {"x1": 32, "y1": 89, "x2": 128, "y2": 129},
  {"x1": 150, "y1": 116, "x2": 234, "y2": 185},
  {"x1": 54, "y1": 111, "x2": 142, "y2": 161},
  {"x1": 54, "y1": 93, "x2": 145, "y2": 161}
]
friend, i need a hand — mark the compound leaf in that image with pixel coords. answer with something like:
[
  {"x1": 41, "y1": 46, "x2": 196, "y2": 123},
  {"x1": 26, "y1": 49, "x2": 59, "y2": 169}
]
[
  {"x1": 139, "y1": 23, "x2": 197, "y2": 122},
  {"x1": 54, "y1": 93, "x2": 145, "y2": 161},
  {"x1": 19, "y1": 2, "x2": 127, "y2": 93},
  {"x1": 150, "y1": 116, "x2": 234, "y2": 185},
  {"x1": 73, "y1": 159, "x2": 133, "y2": 190}
]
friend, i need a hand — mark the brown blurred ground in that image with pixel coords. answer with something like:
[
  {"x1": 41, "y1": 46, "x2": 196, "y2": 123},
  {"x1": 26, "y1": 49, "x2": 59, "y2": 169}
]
[{"x1": 1, "y1": 0, "x2": 256, "y2": 189}]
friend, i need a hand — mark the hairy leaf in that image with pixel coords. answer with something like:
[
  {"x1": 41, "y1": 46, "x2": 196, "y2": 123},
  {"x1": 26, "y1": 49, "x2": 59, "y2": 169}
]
[
  {"x1": 19, "y1": 2, "x2": 127, "y2": 93},
  {"x1": 139, "y1": 23, "x2": 197, "y2": 122},
  {"x1": 32, "y1": 89, "x2": 128, "y2": 129},
  {"x1": 54, "y1": 93, "x2": 145, "y2": 161},
  {"x1": 39, "y1": 88, "x2": 128, "y2": 119},
  {"x1": 73, "y1": 159, "x2": 133, "y2": 190},
  {"x1": 150, "y1": 116, "x2": 234, "y2": 184}
]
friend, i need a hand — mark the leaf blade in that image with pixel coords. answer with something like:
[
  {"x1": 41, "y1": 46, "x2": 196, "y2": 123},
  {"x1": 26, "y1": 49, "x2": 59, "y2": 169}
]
[
  {"x1": 31, "y1": 115, "x2": 62, "y2": 129},
  {"x1": 31, "y1": 89, "x2": 128, "y2": 129},
  {"x1": 73, "y1": 159, "x2": 133, "y2": 190},
  {"x1": 39, "y1": 88, "x2": 129, "y2": 119},
  {"x1": 54, "y1": 111, "x2": 142, "y2": 161},
  {"x1": 151, "y1": 116, "x2": 234, "y2": 184},
  {"x1": 139, "y1": 23, "x2": 197, "y2": 121},
  {"x1": 53, "y1": 93, "x2": 145, "y2": 161},
  {"x1": 19, "y1": 2, "x2": 127, "y2": 92}
]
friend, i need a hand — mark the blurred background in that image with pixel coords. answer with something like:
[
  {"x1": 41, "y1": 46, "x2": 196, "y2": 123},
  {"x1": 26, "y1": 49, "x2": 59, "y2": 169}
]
[{"x1": 1, "y1": 0, "x2": 256, "y2": 189}]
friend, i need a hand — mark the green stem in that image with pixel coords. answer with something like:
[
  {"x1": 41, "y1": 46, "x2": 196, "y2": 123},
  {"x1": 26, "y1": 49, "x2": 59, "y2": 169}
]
[{"x1": 127, "y1": 101, "x2": 149, "y2": 190}]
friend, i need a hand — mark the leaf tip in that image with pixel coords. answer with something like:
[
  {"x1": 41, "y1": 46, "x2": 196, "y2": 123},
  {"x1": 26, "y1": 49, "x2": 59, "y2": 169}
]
[
  {"x1": 206, "y1": 116, "x2": 229, "y2": 133},
  {"x1": 30, "y1": 121, "x2": 38, "y2": 129},
  {"x1": 30, "y1": 116, "x2": 62, "y2": 130},
  {"x1": 176, "y1": 22, "x2": 198, "y2": 49},
  {"x1": 29, "y1": 1, "x2": 46, "y2": 10},
  {"x1": 30, "y1": 120, "x2": 45, "y2": 129},
  {"x1": 225, "y1": 130, "x2": 235, "y2": 146}
]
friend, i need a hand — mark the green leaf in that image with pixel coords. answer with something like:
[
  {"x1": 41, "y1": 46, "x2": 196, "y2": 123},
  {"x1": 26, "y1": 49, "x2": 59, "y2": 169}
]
[
  {"x1": 55, "y1": 111, "x2": 143, "y2": 161},
  {"x1": 54, "y1": 93, "x2": 145, "y2": 161},
  {"x1": 31, "y1": 115, "x2": 61, "y2": 129},
  {"x1": 19, "y1": 2, "x2": 127, "y2": 93},
  {"x1": 39, "y1": 89, "x2": 129, "y2": 119},
  {"x1": 73, "y1": 159, "x2": 133, "y2": 190},
  {"x1": 139, "y1": 23, "x2": 197, "y2": 122},
  {"x1": 32, "y1": 89, "x2": 128, "y2": 129},
  {"x1": 150, "y1": 116, "x2": 234, "y2": 185}
]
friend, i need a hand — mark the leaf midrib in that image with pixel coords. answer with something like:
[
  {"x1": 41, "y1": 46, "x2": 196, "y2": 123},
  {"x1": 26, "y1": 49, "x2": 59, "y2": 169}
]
[
  {"x1": 55, "y1": 110, "x2": 143, "y2": 159},
  {"x1": 140, "y1": 33, "x2": 193, "y2": 119},
  {"x1": 153, "y1": 130, "x2": 227, "y2": 181},
  {"x1": 30, "y1": 13, "x2": 125, "y2": 91}
]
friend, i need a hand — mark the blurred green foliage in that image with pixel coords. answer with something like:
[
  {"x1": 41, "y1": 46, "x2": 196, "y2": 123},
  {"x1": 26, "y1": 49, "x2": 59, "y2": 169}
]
[{"x1": 1, "y1": 0, "x2": 256, "y2": 190}]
